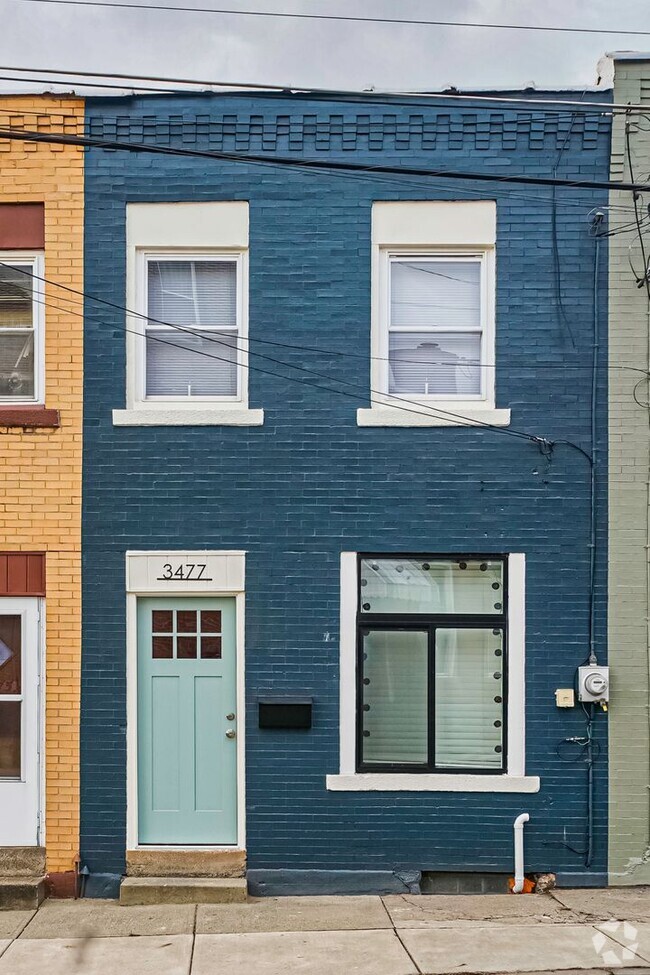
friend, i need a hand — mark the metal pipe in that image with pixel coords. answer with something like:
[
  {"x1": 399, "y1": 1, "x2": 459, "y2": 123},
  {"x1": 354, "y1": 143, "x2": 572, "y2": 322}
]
[{"x1": 512, "y1": 812, "x2": 530, "y2": 893}]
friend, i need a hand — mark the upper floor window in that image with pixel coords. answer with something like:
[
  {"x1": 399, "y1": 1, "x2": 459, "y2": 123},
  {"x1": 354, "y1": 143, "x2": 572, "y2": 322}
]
[
  {"x1": 383, "y1": 252, "x2": 488, "y2": 400},
  {"x1": 139, "y1": 252, "x2": 245, "y2": 402},
  {"x1": 0, "y1": 255, "x2": 44, "y2": 404},
  {"x1": 359, "y1": 202, "x2": 508, "y2": 427},
  {"x1": 114, "y1": 201, "x2": 262, "y2": 426}
]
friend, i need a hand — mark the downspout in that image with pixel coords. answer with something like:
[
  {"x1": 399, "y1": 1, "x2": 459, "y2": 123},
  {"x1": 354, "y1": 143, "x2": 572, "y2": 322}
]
[{"x1": 512, "y1": 813, "x2": 530, "y2": 893}]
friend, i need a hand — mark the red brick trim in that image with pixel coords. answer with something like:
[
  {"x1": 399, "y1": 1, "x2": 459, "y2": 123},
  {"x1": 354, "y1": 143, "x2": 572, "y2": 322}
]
[
  {"x1": 0, "y1": 203, "x2": 45, "y2": 249},
  {"x1": 0, "y1": 407, "x2": 60, "y2": 428},
  {"x1": 0, "y1": 553, "x2": 46, "y2": 595}
]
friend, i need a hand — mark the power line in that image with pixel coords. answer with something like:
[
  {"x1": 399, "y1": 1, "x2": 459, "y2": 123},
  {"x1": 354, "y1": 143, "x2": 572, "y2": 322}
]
[
  {"x1": 23, "y1": 285, "x2": 542, "y2": 440},
  {"x1": 1, "y1": 258, "x2": 594, "y2": 446},
  {"x1": 0, "y1": 103, "x2": 624, "y2": 214},
  {"x1": 7, "y1": 0, "x2": 650, "y2": 39},
  {"x1": 0, "y1": 62, "x2": 645, "y2": 115},
  {"x1": 0, "y1": 124, "x2": 641, "y2": 193},
  {"x1": 2, "y1": 257, "x2": 645, "y2": 377}
]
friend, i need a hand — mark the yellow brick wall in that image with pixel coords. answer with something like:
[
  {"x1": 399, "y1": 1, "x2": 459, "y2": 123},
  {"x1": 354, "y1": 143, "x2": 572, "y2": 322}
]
[{"x1": 0, "y1": 96, "x2": 84, "y2": 875}]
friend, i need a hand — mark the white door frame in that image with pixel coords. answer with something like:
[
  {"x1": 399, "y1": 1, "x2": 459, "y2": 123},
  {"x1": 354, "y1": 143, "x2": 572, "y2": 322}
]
[
  {"x1": 0, "y1": 596, "x2": 45, "y2": 847},
  {"x1": 125, "y1": 551, "x2": 246, "y2": 851}
]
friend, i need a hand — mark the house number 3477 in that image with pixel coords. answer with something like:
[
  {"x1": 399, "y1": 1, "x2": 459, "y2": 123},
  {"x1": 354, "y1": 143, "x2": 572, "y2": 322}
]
[{"x1": 156, "y1": 563, "x2": 212, "y2": 581}]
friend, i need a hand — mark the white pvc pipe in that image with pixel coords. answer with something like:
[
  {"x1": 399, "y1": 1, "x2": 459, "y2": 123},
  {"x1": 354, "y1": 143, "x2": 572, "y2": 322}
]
[{"x1": 512, "y1": 812, "x2": 530, "y2": 893}]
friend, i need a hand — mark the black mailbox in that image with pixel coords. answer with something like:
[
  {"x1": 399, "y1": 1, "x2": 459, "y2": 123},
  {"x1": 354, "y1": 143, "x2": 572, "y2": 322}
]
[{"x1": 258, "y1": 697, "x2": 313, "y2": 730}]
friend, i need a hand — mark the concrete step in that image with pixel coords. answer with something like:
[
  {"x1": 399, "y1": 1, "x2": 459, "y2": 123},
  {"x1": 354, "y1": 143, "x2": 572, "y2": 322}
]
[
  {"x1": 0, "y1": 876, "x2": 46, "y2": 910},
  {"x1": 120, "y1": 876, "x2": 248, "y2": 906}
]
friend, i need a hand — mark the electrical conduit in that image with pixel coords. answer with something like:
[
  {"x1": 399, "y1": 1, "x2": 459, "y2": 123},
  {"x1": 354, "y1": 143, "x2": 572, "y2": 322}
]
[{"x1": 512, "y1": 813, "x2": 530, "y2": 893}]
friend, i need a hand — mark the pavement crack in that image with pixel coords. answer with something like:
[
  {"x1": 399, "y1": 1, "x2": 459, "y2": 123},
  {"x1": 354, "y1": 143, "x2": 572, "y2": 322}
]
[{"x1": 187, "y1": 903, "x2": 197, "y2": 974}]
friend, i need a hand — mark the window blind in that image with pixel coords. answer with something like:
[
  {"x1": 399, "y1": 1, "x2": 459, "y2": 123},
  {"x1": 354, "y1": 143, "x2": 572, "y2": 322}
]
[
  {"x1": 145, "y1": 259, "x2": 239, "y2": 398},
  {"x1": 389, "y1": 259, "x2": 482, "y2": 396}
]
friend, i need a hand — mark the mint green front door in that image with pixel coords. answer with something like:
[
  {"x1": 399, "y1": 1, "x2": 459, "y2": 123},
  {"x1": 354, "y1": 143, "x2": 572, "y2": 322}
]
[{"x1": 137, "y1": 597, "x2": 237, "y2": 845}]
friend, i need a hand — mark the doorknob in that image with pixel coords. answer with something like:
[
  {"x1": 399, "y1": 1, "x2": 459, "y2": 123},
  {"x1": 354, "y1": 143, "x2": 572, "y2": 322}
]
[{"x1": 225, "y1": 729, "x2": 236, "y2": 739}]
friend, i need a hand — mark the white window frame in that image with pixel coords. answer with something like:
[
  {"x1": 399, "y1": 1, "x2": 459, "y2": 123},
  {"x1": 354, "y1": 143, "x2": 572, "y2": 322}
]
[
  {"x1": 114, "y1": 201, "x2": 262, "y2": 427},
  {"x1": 379, "y1": 248, "x2": 494, "y2": 405},
  {"x1": 135, "y1": 249, "x2": 248, "y2": 406},
  {"x1": 0, "y1": 252, "x2": 45, "y2": 406},
  {"x1": 327, "y1": 552, "x2": 539, "y2": 793},
  {"x1": 358, "y1": 200, "x2": 510, "y2": 428}
]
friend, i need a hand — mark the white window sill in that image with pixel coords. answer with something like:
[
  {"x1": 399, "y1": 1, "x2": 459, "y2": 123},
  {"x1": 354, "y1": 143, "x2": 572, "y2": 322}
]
[
  {"x1": 356, "y1": 405, "x2": 511, "y2": 428},
  {"x1": 326, "y1": 773, "x2": 540, "y2": 793},
  {"x1": 112, "y1": 408, "x2": 264, "y2": 427}
]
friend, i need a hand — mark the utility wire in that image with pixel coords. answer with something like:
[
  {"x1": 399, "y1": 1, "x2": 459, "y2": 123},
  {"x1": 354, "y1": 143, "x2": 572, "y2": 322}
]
[
  {"x1": 25, "y1": 286, "x2": 543, "y2": 440},
  {"x1": 7, "y1": 0, "x2": 650, "y2": 39},
  {"x1": 0, "y1": 124, "x2": 643, "y2": 193},
  {"x1": 0, "y1": 104, "x2": 623, "y2": 214},
  {"x1": 0, "y1": 62, "x2": 647, "y2": 115},
  {"x1": 4, "y1": 262, "x2": 544, "y2": 439},
  {"x1": 1, "y1": 258, "x2": 646, "y2": 378}
]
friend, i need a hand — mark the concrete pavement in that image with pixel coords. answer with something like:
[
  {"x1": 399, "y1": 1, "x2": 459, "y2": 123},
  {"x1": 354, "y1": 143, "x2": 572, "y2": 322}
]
[{"x1": 1, "y1": 889, "x2": 650, "y2": 973}]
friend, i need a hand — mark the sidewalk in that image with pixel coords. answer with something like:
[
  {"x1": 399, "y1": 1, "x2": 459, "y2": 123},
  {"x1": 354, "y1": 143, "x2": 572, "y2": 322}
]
[{"x1": 1, "y1": 887, "x2": 650, "y2": 974}]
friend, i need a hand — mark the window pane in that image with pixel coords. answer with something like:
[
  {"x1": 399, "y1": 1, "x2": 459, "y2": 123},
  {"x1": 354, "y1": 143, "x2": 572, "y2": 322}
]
[
  {"x1": 0, "y1": 265, "x2": 33, "y2": 328},
  {"x1": 201, "y1": 636, "x2": 222, "y2": 659},
  {"x1": 200, "y1": 610, "x2": 221, "y2": 633},
  {"x1": 435, "y1": 628, "x2": 504, "y2": 769},
  {"x1": 0, "y1": 615, "x2": 21, "y2": 694},
  {"x1": 390, "y1": 260, "x2": 480, "y2": 329},
  {"x1": 148, "y1": 260, "x2": 236, "y2": 328},
  {"x1": 389, "y1": 331, "x2": 481, "y2": 396},
  {"x1": 0, "y1": 701, "x2": 21, "y2": 777},
  {"x1": 152, "y1": 636, "x2": 173, "y2": 659},
  {"x1": 0, "y1": 333, "x2": 35, "y2": 399},
  {"x1": 177, "y1": 636, "x2": 197, "y2": 659},
  {"x1": 361, "y1": 629, "x2": 428, "y2": 765},
  {"x1": 176, "y1": 610, "x2": 197, "y2": 634},
  {"x1": 152, "y1": 610, "x2": 173, "y2": 634},
  {"x1": 146, "y1": 329, "x2": 237, "y2": 397},
  {"x1": 360, "y1": 558, "x2": 504, "y2": 615}
]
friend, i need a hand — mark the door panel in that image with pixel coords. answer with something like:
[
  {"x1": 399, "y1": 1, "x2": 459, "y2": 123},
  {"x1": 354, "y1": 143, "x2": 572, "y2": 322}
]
[
  {"x1": 137, "y1": 597, "x2": 237, "y2": 845},
  {"x1": 0, "y1": 598, "x2": 40, "y2": 846}
]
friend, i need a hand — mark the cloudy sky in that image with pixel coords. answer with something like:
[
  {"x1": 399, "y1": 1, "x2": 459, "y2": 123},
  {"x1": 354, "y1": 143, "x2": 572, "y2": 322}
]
[{"x1": 1, "y1": 0, "x2": 649, "y2": 93}]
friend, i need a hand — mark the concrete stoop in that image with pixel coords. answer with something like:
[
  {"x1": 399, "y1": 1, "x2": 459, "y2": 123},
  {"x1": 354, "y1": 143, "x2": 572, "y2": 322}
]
[
  {"x1": 119, "y1": 876, "x2": 248, "y2": 906},
  {"x1": 0, "y1": 875, "x2": 46, "y2": 910}
]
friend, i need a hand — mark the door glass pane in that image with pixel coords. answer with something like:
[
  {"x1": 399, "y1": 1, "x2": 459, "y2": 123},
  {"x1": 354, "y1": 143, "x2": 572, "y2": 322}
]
[
  {"x1": 388, "y1": 331, "x2": 481, "y2": 396},
  {"x1": 200, "y1": 610, "x2": 221, "y2": 633},
  {"x1": 360, "y1": 558, "x2": 503, "y2": 615},
  {"x1": 201, "y1": 636, "x2": 222, "y2": 659},
  {"x1": 152, "y1": 610, "x2": 173, "y2": 633},
  {"x1": 0, "y1": 615, "x2": 21, "y2": 694},
  {"x1": 0, "y1": 701, "x2": 21, "y2": 777},
  {"x1": 152, "y1": 636, "x2": 173, "y2": 659},
  {"x1": 435, "y1": 628, "x2": 504, "y2": 769},
  {"x1": 176, "y1": 610, "x2": 197, "y2": 634},
  {"x1": 177, "y1": 636, "x2": 197, "y2": 659},
  {"x1": 361, "y1": 629, "x2": 428, "y2": 766}
]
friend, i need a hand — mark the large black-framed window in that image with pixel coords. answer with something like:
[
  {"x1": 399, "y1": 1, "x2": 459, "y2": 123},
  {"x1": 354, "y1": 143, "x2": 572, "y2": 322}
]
[{"x1": 356, "y1": 554, "x2": 508, "y2": 774}]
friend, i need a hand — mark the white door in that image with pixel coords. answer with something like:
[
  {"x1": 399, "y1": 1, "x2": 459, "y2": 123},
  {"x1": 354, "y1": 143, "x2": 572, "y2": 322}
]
[{"x1": 0, "y1": 598, "x2": 41, "y2": 845}]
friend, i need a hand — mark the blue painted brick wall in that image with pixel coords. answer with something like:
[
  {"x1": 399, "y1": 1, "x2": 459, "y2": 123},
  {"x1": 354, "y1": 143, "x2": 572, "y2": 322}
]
[{"x1": 81, "y1": 92, "x2": 610, "y2": 883}]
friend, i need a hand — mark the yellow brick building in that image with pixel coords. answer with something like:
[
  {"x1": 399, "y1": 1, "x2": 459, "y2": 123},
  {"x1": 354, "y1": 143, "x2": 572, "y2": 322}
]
[{"x1": 0, "y1": 96, "x2": 83, "y2": 897}]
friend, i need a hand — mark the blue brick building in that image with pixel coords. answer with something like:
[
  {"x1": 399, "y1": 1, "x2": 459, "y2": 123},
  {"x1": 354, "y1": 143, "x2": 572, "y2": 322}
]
[{"x1": 81, "y1": 90, "x2": 611, "y2": 896}]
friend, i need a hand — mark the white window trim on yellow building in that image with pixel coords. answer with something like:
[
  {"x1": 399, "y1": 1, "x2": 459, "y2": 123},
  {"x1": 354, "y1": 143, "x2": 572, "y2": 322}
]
[
  {"x1": 358, "y1": 201, "x2": 511, "y2": 428},
  {"x1": 0, "y1": 252, "x2": 45, "y2": 406}
]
